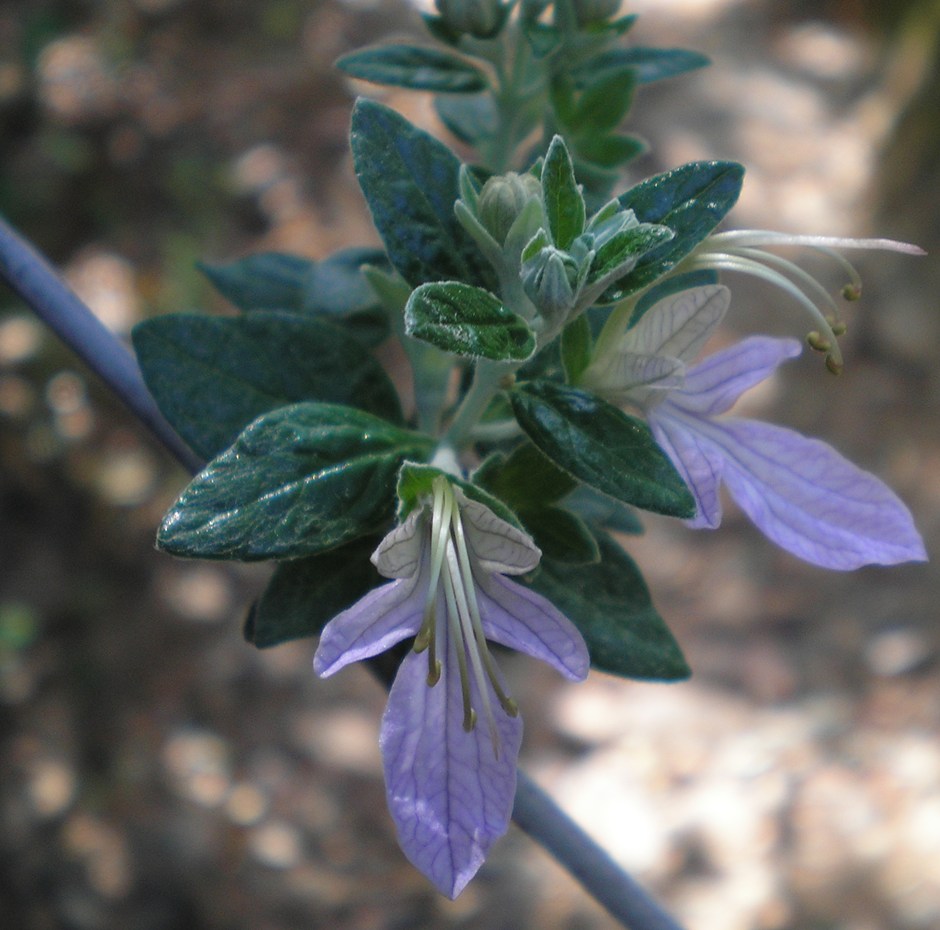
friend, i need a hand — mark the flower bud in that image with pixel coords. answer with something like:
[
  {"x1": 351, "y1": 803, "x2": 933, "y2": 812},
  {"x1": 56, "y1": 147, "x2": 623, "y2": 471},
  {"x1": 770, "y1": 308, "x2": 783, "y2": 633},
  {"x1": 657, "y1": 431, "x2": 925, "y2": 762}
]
[
  {"x1": 571, "y1": 0, "x2": 621, "y2": 27},
  {"x1": 477, "y1": 173, "x2": 542, "y2": 245},
  {"x1": 435, "y1": 0, "x2": 506, "y2": 39},
  {"x1": 522, "y1": 247, "x2": 579, "y2": 322}
]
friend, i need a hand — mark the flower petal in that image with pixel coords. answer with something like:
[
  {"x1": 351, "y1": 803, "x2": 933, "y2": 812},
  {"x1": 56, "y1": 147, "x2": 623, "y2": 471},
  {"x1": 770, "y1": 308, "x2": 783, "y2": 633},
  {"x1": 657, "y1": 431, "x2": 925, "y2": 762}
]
[
  {"x1": 476, "y1": 574, "x2": 590, "y2": 680},
  {"x1": 455, "y1": 487, "x2": 541, "y2": 575},
  {"x1": 380, "y1": 641, "x2": 522, "y2": 898},
  {"x1": 583, "y1": 351, "x2": 685, "y2": 405},
  {"x1": 313, "y1": 568, "x2": 425, "y2": 677},
  {"x1": 648, "y1": 402, "x2": 725, "y2": 528},
  {"x1": 665, "y1": 405, "x2": 927, "y2": 569},
  {"x1": 625, "y1": 284, "x2": 730, "y2": 363},
  {"x1": 673, "y1": 336, "x2": 802, "y2": 416},
  {"x1": 372, "y1": 508, "x2": 425, "y2": 579}
]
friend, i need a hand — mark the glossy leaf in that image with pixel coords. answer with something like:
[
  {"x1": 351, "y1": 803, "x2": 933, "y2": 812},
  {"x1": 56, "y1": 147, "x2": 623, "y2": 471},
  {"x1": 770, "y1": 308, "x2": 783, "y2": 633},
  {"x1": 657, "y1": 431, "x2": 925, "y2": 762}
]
[
  {"x1": 542, "y1": 136, "x2": 585, "y2": 251},
  {"x1": 612, "y1": 161, "x2": 745, "y2": 298},
  {"x1": 133, "y1": 311, "x2": 402, "y2": 461},
  {"x1": 530, "y1": 531, "x2": 689, "y2": 680},
  {"x1": 588, "y1": 223, "x2": 674, "y2": 286},
  {"x1": 405, "y1": 281, "x2": 535, "y2": 360},
  {"x1": 510, "y1": 380, "x2": 694, "y2": 517},
  {"x1": 245, "y1": 537, "x2": 382, "y2": 647},
  {"x1": 337, "y1": 45, "x2": 488, "y2": 93},
  {"x1": 158, "y1": 403, "x2": 433, "y2": 560},
  {"x1": 561, "y1": 315, "x2": 592, "y2": 384},
  {"x1": 350, "y1": 99, "x2": 497, "y2": 290}
]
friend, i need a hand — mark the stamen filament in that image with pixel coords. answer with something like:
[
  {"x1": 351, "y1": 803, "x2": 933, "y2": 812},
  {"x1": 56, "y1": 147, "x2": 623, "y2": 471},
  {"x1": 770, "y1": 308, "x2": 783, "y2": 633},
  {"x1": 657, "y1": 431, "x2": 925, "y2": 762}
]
[{"x1": 441, "y1": 549, "x2": 476, "y2": 733}]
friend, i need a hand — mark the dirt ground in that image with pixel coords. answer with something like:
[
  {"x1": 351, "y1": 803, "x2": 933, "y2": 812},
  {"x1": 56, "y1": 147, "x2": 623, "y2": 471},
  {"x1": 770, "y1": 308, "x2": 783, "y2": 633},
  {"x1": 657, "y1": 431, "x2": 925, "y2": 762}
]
[{"x1": 1, "y1": 1, "x2": 939, "y2": 928}]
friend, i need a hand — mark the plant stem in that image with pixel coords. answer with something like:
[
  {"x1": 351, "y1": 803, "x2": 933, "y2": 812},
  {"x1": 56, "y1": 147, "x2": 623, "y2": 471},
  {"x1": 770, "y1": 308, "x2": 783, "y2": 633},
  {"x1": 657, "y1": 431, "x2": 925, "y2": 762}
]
[
  {"x1": 0, "y1": 215, "x2": 203, "y2": 474},
  {"x1": 441, "y1": 357, "x2": 509, "y2": 450},
  {"x1": 0, "y1": 215, "x2": 689, "y2": 930}
]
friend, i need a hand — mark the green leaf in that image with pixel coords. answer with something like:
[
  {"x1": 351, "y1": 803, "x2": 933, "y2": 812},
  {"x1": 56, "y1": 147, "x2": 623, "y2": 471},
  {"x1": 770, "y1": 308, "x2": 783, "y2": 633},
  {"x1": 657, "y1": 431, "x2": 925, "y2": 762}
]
[
  {"x1": 529, "y1": 531, "x2": 689, "y2": 680},
  {"x1": 520, "y1": 506, "x2": 599, "y2": 564},
  {"x1": 572, "y1": 47, "x2": 710, "y2": 86},
  {"x1": 337, "y1": 45, "x2": 488, "y2": 93},
  {"x1": 542, "y1": 136, "x2": 585, "y2": 251},
  {"x1": 588, "y1": 223, "x2": 674, "y2": 286},
  {"x1": 630, "y1": 269, "x2": 719, "y2": 326},
  {"x1": 613, "y1": 161, "x2": 745, "y2": 297},
  {"x1": 350, "y1": 99, "x2": 497, "y2": 290},
  {"x1": 563, "y1": 484, "x2": 643, "y2": 534},
  {"x1": 405, "y1": 281, "x2": 535, "y2": 360},
  {"x1": 510, "y1": 380, "x2": 694, "y2": 517},
  {"x1": 199, "y1": 253, "x2": 312, "y2": 311},
  {"x1": 571, "y1": 65, "x2": 637, "y2": 134},
  {"x1": 133, "y1": 311, "x2": 402, "y2": 461},
  {"x1": 158, "y1": 403, "x2": 433, "y2": 560},
  {"x1": 434, "y1": 94, "x2": 499, "y2": 145},
  {"x1": 245, "y1": 537, "x2": 382, "y2": 647},
  {"x1": 397, "y1": 462, "x2": 523, "y2": 529},
  {"x1": 574, "y1": 132, "x2": 645, "y2": 169},
  {"x1": 474, "y1": 441, "x2": 575, "y2": 511},
  {"x1": 561, "y1": 315, "x2": 592, "y2": 383}
]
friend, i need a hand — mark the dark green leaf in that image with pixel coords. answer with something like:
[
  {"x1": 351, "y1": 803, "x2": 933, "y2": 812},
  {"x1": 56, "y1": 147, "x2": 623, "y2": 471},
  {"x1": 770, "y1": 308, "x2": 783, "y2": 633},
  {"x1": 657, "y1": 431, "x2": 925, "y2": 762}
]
[
  {"x1": 561, "y1": 315, "x2": 592, "y2": 383},
  {"x1": 474, "y1": 442, "x2": 576, "y2": 510},
  {"x1": 564, "y1": 484, "x2": 643, "y2": 534},
  {"x1": 630, "y1": 269, "x2": 719, "y2": 326},
  {"x1": 405, "y1": 281, "x2": 535, "y2": 360},
  {"x1": 613, "y1": 161, "x2": 745, "y2": 298},
  {"x1": 337, "y1": 45, "x2": 488, "y2": 93},
  {"x1": 542, "y1": 136, "x2": 585, "y2": 251},
  {"x1": 522, "y1": 21, "x2": 562, "y2": 57},
  {"x1": 530, "y1": 531, "x2": 689, "y2": 679},
  {"x1": 133, "y1": 312, "x2": 402, "y2": 461},
  {"x1": 199, "y1": 253, "x2": 311, "y2": 311},
  {"x1": 572, "y1": 65, "x2": 637, "y2": 134},
  {"x1": 588, "y1": 223, "x2": 674, "y2": 286},
  {"x1": 245, "y1": 538, "x2": 381, "y2": 647},
  {"x1": 572, "y1": 47, "x2": 710, "y2": 86},
  {"x1": 158, "y1": 403, "x2": 433, "y2": 560},
  {"x1": 510, "y1": 380, "x2": 694, "y2": 516},
  {"x1": 350, "y1": 99, "x2": 497, "y2": 290},
  {"x1": 303, "y1": 247, "x2": 388, "y2": 316},
  {"x1": 421, "y1": 12, "x2": 463, "y2": 46},
  {"x1": 434, "y1": 94, "x2": 499, "y2": 145},
  {"x1": 520, "y1": 506, "x2": 599, "y2": 564}
]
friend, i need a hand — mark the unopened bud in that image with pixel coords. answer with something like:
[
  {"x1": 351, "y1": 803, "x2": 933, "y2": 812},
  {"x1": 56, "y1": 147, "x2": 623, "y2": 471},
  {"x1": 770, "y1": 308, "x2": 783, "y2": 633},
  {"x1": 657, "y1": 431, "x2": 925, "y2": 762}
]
[
  {"x1": 571, "y1": 0, "x2": 621, "y2": 27},
  {"x1": 477, "y1": 173, "x2": 542, "y2": 245},
  {"x1": 435, "y1": 0, "x2": 506, "y2": 38}
]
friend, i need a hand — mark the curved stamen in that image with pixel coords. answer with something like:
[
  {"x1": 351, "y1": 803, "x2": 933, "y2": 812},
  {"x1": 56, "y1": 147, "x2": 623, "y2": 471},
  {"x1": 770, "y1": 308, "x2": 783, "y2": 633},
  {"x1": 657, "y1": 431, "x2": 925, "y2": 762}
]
[
  {"x1": 440, "y1": 547, "x2": 476, "y2": 733},
  {"x1": 705, "y1": 230, "x2": 925, "y2": 256}
]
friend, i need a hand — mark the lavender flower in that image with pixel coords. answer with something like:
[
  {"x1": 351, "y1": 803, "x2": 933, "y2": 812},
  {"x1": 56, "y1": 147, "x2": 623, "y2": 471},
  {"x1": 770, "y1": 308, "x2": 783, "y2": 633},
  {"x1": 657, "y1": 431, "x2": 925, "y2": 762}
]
[
  {"x1": 314, "y1": 476, "x2": 589, "y2": 897},
  {"x1": 583, "y1": 284, "x2": 927, "y2": 569}
]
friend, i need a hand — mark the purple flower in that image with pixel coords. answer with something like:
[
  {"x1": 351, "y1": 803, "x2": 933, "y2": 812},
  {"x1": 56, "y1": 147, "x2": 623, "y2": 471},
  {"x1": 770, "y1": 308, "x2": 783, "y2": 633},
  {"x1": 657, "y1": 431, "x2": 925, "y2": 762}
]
[
  {"x1": 314, "y1": 476, "x2": 589, "y2": 897},
  {"x1": 583, "y1": 284, "x2": 927, "y2": 569}
]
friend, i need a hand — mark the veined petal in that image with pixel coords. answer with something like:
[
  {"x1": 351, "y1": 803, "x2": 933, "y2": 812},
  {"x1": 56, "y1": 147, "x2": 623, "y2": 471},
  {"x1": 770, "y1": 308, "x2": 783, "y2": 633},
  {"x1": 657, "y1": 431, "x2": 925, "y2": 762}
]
[
  {"x1": 625, "y1": 284, "x2": 730, "y2": 363},
  {"x1": 665, "y1": 405, "x2": 927, "y2": 569},
  {"x1": 314, "y1": 567, "x2": 426, "y2": 677},
  {"x1": 582, "y1": 351, "x2": 685, "y2": 404},
  {"x1": 372, "y1": 508, "x2": 425, "y2": 578},
  {"x1": 672, "y1": 336, "x2": 802, "y2": 416},
  {"x1": 380, "y1": 640, "x2": 522, "y2": 898},
  {"x1": 647, "y1": 402, "x2": 725, "y2": 528},
  {"x1": 456, "y1": 487, "x2": 541, "y2": 575},
  {"x1": 476, "y1": 573, "x2": 590, "y2": 681}
]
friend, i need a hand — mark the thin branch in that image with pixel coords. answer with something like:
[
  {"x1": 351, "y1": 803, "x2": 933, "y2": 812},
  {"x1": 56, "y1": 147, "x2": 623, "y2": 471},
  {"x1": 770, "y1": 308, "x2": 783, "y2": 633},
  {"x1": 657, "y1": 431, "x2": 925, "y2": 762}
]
[
  {"x1": 0, "y1": 215, "x2": 203, "y2": 474},
  {"x1": 0, "y1": 215, "x2": 689, "y2": 930}
]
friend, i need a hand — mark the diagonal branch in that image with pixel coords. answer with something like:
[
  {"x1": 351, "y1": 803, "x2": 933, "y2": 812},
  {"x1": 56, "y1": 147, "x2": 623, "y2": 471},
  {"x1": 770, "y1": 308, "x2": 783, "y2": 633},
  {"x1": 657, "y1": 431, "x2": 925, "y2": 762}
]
[{"x1": 0, "y1": 214, "x2": 688, "y2": 930}]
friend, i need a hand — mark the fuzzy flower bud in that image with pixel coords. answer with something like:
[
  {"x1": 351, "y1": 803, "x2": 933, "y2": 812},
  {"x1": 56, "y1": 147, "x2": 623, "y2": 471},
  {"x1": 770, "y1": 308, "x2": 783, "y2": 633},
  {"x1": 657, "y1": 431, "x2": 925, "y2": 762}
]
[
  {"x1": 477, "y1": 173, "x2": 543, "y2": 246},
  {"x1": 435, "y1": 0, "x2": 506, "y2": 39}
]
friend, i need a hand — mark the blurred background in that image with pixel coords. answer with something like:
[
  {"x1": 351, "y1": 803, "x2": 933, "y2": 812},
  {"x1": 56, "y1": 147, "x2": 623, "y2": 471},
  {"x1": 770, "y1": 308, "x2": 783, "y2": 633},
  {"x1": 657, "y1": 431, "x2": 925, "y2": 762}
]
[{"x1": 1, "y1": 0, "x2": 939, "y2": 928}]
